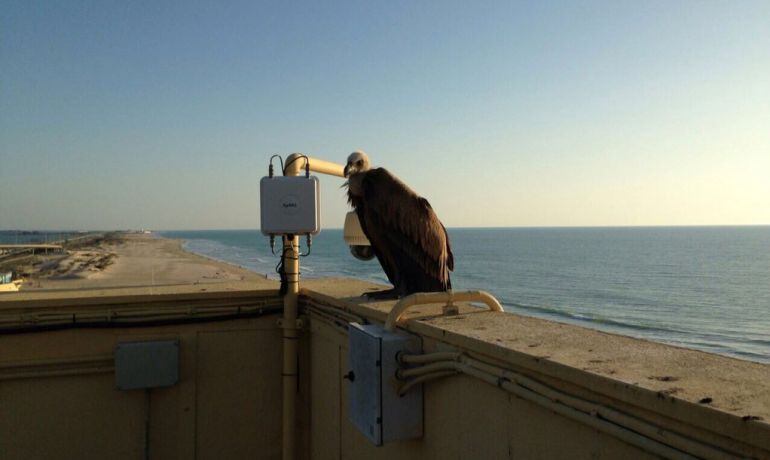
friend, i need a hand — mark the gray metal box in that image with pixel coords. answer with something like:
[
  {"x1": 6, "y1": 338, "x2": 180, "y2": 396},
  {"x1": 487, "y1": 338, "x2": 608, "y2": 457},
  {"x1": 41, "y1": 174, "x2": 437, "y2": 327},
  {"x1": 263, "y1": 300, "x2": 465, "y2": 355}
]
[
  {"x1": 260, "y1": 176, "x2": 320, "y2": 236},
  {"x1": 115, "y1": 340, "x2": 179, "y2": 390},
  {"x1": 347, "y1": 323, "x2": 422, "y2": 446}
]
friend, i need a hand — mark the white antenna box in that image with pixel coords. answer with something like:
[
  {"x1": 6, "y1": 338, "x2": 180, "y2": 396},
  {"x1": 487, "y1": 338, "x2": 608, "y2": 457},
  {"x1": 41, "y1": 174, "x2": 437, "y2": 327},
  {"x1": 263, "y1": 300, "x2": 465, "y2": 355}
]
[{"x1": 260, "y1": 176, "x2": 320, "y2": 236}]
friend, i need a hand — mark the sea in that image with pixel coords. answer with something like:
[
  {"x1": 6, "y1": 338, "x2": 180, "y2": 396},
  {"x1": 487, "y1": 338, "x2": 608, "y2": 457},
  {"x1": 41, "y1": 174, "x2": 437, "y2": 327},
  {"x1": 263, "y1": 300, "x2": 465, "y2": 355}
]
[{"x1": 161, "y1": 227, "x2": 770, "y2": 364}]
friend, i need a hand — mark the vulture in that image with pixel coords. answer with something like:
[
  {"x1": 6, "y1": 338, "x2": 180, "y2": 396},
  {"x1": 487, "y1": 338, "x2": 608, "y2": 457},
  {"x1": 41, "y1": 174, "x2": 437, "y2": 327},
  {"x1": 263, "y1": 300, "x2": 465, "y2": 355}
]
[{"x1": 343, "y1": 151, "x2": 454, "y2": 299}]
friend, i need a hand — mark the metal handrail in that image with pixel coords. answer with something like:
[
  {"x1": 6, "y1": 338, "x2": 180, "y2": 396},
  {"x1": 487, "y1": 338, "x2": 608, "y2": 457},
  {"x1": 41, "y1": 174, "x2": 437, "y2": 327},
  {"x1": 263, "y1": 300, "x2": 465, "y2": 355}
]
[{"x1": 384, "y1": 290, "x2": 504, "y2": 331}]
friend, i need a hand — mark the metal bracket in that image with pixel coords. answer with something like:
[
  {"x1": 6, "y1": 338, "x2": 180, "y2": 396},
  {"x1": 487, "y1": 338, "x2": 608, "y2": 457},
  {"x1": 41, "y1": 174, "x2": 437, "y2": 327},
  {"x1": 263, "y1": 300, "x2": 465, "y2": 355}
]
[
  {"x1": 385, "y1": 291, "x2": 504, "y2": 331},
  {"x1": 442, "y1": 300, "x2": 459, "y2": 316},
  {"x1": 277, "y1": 316, "x2": 307, "y2": 329}
]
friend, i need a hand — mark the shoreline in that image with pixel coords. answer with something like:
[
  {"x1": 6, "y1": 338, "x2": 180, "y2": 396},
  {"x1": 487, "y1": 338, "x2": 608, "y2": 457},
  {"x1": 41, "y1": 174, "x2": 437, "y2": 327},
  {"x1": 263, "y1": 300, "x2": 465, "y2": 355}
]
[
  {"x1": 8, "y1": 232, "x2": 380, "y2": 297},
  {"x1": 169, "y1": 235, "x2": 273, "y2": 279},
  {"x1": 8, "y1": 232, "x2": 768, "y2": 366}
]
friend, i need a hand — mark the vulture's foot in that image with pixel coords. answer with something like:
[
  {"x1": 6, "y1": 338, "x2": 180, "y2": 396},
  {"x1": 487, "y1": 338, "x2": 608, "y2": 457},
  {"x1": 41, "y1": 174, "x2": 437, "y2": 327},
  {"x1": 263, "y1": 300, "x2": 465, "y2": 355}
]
[{"x1": 364, "y1": 288, "x2": 400, "y2": 300}]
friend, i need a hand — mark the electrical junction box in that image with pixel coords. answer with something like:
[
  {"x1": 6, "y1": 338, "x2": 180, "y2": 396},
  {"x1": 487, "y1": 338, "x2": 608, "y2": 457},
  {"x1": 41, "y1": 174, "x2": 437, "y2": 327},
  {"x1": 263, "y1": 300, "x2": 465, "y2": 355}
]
[
  {"x1": 347, "y1": 323, "x2": 423, "y2": 446},
  {"x1": 115, "y1": 340, "x2": 179, "y2": 390},
  {"x1": 260, "y1": 176, "x2": 320, "y2": 236}
]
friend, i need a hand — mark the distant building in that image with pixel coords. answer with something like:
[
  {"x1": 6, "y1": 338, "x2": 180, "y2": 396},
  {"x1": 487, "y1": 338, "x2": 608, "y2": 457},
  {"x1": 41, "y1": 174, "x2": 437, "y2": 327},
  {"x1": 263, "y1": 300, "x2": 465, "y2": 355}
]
[{"x1": 0, "y1": 271, "x2": 22, "y2": 292}]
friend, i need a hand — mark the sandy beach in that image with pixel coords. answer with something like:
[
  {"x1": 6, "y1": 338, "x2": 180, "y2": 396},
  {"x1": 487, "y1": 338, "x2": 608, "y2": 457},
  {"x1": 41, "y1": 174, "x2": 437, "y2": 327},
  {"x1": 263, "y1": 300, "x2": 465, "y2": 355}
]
[{"x1": 14, "y1": 233, "x2": 278, "y2": 291}]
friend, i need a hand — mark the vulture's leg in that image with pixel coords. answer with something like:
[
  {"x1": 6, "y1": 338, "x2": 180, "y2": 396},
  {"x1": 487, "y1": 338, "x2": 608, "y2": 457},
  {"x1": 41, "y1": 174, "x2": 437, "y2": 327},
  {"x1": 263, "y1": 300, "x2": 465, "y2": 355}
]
[{"x1": 363, "y1": 288, "x2": 399, "y2": 300}]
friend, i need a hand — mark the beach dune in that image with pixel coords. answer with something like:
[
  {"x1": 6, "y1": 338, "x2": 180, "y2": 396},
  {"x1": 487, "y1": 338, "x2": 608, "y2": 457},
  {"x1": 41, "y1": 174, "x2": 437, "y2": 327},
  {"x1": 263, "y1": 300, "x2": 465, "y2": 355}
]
[{"x1": 19, "y1": 233, "x2": 277, "y2": 291}]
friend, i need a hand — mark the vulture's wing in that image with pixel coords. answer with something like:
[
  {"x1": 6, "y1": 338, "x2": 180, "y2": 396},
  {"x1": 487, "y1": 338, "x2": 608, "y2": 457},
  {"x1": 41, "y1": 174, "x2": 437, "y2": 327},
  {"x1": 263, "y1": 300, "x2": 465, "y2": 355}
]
[{"x1": 361, "y1": 168, "x2": 453, "y2": 286}]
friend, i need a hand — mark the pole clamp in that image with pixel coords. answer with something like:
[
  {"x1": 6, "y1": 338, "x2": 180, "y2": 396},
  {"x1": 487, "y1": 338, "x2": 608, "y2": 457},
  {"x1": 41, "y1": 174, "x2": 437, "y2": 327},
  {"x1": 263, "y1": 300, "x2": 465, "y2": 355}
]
[{"x1": 277, "y1": 317, "x2": 307, "y2": 329}]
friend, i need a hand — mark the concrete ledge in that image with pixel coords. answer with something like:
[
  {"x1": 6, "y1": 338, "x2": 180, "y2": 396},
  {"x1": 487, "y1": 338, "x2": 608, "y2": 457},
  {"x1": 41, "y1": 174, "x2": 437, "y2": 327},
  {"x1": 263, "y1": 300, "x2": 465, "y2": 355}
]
[
  {"x1": 300, "y1": 283, "x2": 770, "y2": 458},
  {"x1": 3, "y1": 280, "x2": 768, "y2": 458}
]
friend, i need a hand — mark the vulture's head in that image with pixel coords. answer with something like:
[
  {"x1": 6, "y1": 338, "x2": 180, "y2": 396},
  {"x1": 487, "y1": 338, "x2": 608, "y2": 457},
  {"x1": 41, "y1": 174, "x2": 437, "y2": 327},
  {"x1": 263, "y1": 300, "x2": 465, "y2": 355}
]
[{"x1": 343, "y1": 151, "x2": 371, "y2": 177}]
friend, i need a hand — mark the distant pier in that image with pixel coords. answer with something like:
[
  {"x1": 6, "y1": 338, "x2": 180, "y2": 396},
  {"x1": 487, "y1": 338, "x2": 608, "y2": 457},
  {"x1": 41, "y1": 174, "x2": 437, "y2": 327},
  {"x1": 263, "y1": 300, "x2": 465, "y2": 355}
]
[
  {"x1": 0, "y1": 234, "x2": 100, "y2": 261},
  {"x1": 0, "y1": 244, "x2": 65, "y2": 259},
  {"x1": 0, "y1": 244, "x2": 63, "y2": 250}
]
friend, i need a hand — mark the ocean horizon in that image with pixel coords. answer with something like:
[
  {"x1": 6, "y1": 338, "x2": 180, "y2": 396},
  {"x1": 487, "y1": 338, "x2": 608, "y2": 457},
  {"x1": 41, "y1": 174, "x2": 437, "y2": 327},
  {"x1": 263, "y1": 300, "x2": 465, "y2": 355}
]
[
  {"x1": 160, "y1": 226, "x2": 770, "y2": 365},
  {"x1": 3, "y1": 227, "x2": 766, "y2": 364}
]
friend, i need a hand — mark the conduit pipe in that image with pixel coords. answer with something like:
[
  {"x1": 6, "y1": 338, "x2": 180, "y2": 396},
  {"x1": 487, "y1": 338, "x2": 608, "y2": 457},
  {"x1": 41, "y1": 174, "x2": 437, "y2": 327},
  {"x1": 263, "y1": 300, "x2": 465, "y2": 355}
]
[
  {"x1": 398, "y1": 351, "x2": 462, "y2": 365},
  {"x1": 384, "y1": 290, "x2": 503, "y2": 331},
  {"x1": 0, "y1": 303, "x2": 281, "y2": 334},
  {"x1": 397, "y1": 361, "x2": 459, "y2": 380},
  {"x1": 281, "y1": 154, "x2": 345, "y2": 460},
  {"x1": 303, "y1": 294, "x2": 734, "y2": 459},
  {"x1": 304, "y1": 299, "x2": 366, "y2": 325},
  {"x1": 395, "y1": 353, "x2": 733, "y2": 460},
  {"x1": 397, "y1": 370, "x2": 459, "y2": 396}
]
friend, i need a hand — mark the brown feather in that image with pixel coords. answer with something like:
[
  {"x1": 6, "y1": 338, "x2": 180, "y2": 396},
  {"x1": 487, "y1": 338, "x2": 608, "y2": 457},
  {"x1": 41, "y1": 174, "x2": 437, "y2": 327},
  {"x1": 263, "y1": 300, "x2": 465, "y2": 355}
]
[{"x1": 348, "y1": 167, "x2": 453, "y2": 294}]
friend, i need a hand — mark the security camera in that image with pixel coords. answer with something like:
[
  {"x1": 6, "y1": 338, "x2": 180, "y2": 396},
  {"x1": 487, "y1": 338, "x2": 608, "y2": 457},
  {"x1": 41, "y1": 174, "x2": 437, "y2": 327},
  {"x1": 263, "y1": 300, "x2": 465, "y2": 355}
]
[
  {"x1": 343, "y1": 212, "x2": 374, "y2": 261},
  {"x1": 349, "y1": 245, "x2": 375, "y2": 261}
]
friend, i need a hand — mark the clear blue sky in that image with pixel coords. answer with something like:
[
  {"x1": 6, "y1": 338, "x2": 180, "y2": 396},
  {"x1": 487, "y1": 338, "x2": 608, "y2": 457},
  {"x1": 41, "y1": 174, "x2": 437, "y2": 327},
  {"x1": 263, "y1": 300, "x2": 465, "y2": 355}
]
[{"x1": 2, "y1": 1, "x2": 769, "y2": 230}]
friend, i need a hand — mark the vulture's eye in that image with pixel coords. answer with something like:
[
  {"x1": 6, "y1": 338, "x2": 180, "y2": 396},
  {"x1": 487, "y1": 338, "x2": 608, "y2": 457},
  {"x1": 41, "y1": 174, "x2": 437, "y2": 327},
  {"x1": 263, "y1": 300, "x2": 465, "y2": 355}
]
[{"x1": 357, "y1": 160, "x2": 363, "y2": 166}]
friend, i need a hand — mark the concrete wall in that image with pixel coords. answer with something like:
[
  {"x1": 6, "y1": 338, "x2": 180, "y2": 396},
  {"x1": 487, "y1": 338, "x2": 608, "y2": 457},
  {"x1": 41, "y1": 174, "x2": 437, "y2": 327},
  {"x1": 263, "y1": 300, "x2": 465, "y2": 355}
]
[
  {"x1": 307, "y1": 315, "x2": 656, "y2": 460},
  {"x1": 301, "y1": 285, "x2": 770, "y2": 460},
  {"x1": 2, "y1": 285, "x2": 769, "y2": 459},
  {"x1": 0, "y1": 313, "x2": 283, "y2": 460}
]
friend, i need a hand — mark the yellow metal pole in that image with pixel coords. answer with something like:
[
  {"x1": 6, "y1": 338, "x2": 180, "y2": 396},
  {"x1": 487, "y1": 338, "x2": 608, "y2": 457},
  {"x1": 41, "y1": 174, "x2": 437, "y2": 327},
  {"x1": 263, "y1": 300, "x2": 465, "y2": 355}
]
[
  {"x1": 281, "y1": 233, "x2": 299, "y2": 460},
  {"x1": 281, "y1": 153, "x2": 345, "y2": 460},
  {"x1": 283, "y1": 154, "x2": 346, "y2": 178}
]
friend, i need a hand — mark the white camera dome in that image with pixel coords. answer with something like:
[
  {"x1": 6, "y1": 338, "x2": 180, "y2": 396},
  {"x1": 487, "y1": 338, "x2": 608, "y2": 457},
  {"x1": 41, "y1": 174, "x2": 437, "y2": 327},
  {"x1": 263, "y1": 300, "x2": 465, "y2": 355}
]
[{"x1": 343, "y1": 212, "x2": 374, "y2": 260}]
